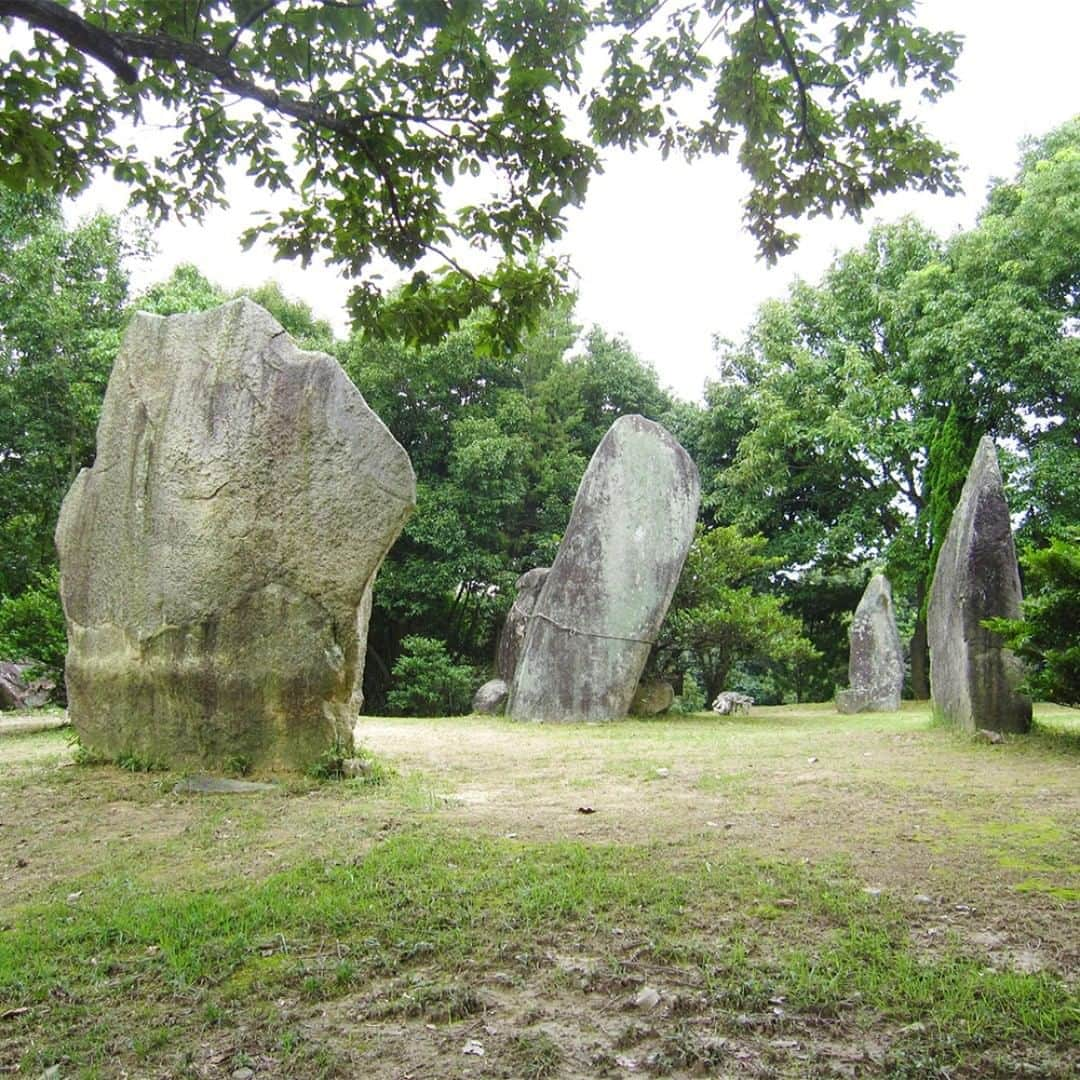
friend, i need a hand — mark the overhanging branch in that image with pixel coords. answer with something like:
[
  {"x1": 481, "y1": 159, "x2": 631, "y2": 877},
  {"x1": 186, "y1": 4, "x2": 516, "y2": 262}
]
[{"x1": 0, "y1": 0, "x2": 138, "y2": 83}]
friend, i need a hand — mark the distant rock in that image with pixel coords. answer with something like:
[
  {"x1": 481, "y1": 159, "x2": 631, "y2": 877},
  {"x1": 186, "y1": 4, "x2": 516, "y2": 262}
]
[
  {"x1": 0, "y1": 661, "x2": 55, "y2": 711},
  {"x1": 508, "y1": 415, "x2": 699, "y2": 723},
  {"x1": 712, "y1": 692, "x2": 753, "y2": 716},
  {"x1": 836, "y1": 573, "x2": 903, "y2": 713},
  {"x1": 472, "y1": 678, "x2": 509, "y2": 715},
  {"x1": 927, "y1": 437, "x2": 1031, "y2": 733},
  {"x1": 56, "y1": 300, "x2": 415, "y2": 771}
]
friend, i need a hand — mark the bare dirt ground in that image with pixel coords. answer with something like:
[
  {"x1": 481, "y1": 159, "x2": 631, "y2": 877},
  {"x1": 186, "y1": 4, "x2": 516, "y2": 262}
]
[
  {"x1": 355, "y1": 705, "x2": 1080, "y2": 970},
  {"x1": 1, "y1": 703, "x2": 1077, "y2": 1079}
]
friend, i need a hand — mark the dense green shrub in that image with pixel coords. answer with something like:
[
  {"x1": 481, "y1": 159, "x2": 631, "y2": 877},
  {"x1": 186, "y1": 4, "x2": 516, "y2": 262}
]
[
  {"x1": 986, "y1": 531, "x2": 1080, "y2": 705},
  {"x1": 0, "y1": 567, "x2": 67, "y2": 679},
  {"x1": 385, "y1": 636, "x2": 479, "y2": 717}
]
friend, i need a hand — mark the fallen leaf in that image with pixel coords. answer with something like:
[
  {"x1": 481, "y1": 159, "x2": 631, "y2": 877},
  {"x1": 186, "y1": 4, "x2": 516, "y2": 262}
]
[{"x1": 0, "y1": 1007, "x2": 30, "y2": 1021}]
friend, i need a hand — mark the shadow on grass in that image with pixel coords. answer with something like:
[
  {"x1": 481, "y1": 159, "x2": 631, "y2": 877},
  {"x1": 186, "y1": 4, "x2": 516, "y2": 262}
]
[{"x1": 1029, "y1": 719, "x2": 1080, "y2": 755}]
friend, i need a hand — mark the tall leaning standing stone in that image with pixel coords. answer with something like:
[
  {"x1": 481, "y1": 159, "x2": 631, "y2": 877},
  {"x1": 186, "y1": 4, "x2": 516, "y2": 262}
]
[
  {"x1": 55, "y1": 299, "x2": 416, "y2": 771},
  {"x1": 836, "y1": 573, "x2": 903, "y2": 713},
  {"x1": 928, "y1": 436, "x2": 1032, "y2": 733},
  {"x1": 508, "y1": 414, "x2": 699, "y2": 723}
]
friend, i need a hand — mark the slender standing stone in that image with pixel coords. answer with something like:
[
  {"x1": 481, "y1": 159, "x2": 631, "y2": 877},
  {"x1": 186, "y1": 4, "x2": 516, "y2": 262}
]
[
  {"x1": 928, "y1": 436, "x2": 1032, "y2": 733},
  {"x1": 56, "y1": 299, "x2": 416, "y2": 770},
  {"x1": 508, "y1": 414, "x2": 700, "y2": 723},
  {"x1": 496, "y1": 567, "x2": 549, "y2": 681},
  {"x1": 836, "y1": 573, "x2": 904, "y2": 713}
]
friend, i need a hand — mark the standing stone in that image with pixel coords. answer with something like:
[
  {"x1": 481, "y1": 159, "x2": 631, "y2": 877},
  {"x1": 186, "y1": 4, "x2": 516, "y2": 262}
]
[
  {"x1": 508, "y1": 415, "x2": 700, "y2": 723},
  {"x1": 55, "y1": 299, "x2": 416, "y2": 771},
  {"x1": 836, "y1": 574, "x2": 904, "y2": 713},
  {"x1": 495, "y1": 567, "x2": 549, "y2": 681},
  {"x1": 928, "y1": 437, "x2": 1032, "y2": 733}
]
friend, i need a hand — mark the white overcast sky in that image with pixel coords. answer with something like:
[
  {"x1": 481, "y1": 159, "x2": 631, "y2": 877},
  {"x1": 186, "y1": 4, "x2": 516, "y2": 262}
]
[{"x1": 72, "y1": 0, "x2": 1080, "y2": 402}]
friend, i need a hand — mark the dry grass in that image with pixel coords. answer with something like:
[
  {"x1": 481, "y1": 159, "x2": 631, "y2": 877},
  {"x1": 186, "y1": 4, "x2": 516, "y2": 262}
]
[{"x1": 0, "y1": 702, "x2": 1077, "y2": 1078}]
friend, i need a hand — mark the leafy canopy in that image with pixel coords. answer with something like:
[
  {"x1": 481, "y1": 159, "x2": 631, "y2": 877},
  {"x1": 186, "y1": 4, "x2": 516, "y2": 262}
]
[
  {"x1": 1, "y1": 0, "x2": 960, "y2": 345},
  {"x1": 986, "y1": 532, "x2": 1080, "y2": 708}
]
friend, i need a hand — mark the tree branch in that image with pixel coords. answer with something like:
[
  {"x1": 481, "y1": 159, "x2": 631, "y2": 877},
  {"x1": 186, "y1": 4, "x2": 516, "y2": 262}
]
[
  {"x1": 0, "y1": 0, "x2": 138, "y2": 83},
  {"x1": 224, "y1": 0, "x2": 285, "y2": 58},
  {"x1": 754, "y1": 0, "x2": 818, "y2": 151}
]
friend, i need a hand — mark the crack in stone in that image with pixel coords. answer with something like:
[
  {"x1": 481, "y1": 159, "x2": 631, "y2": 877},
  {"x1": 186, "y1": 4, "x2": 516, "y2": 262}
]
[{"x1": 530, "y1": 610, "x2": 656, "y2": 647}]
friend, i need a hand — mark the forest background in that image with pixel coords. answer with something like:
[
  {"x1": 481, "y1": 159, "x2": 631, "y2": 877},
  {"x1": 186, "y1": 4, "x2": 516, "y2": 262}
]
[{"x1": 1, "y1": 116, "x2": 1076, "y2": 714}]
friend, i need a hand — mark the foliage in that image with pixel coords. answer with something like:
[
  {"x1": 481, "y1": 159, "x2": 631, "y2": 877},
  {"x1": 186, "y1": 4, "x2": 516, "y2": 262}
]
[
  {"x1": 986, "y1": 532, "x2": 1080, "y2": 706},
  {"x1": 135, "y1": 264, "x2": 334, "y2": 350},
  {"x1": 343, "y1": 300, "x2": 679, "y2": 708},
  {"x1": 0, "y1": 188, "x2": 132, "y2": 598},
  {"x1": 657, "y1": 525, "x2": 817, "y2": 703},
  {"x1": 697, "y1": 117, "x2": 1080, "y2": 699},
  {"x1": 2, "y1": 0, "x2": 960, "y2": 346},
  {"x1": 671, "y1": 672, "x2": 706, "y2": 714},
  {"x1": 385, "y1": 635, "x2": 479, "y2": 717},
  {"x1": 0, "y1": 567, "x2": 66, "y2": 678},
  {"x1": 923, "y1": 405, "x2": 976, "y2": 608}
]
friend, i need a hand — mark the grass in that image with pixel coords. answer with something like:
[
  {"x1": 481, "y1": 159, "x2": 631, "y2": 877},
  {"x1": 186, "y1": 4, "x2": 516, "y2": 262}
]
[{"x1": 0, "y1": 702, "x2": 1077, "y2": 1077}]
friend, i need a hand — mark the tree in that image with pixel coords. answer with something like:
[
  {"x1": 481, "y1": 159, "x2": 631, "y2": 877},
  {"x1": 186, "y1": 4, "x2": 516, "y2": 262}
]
[
  {"x1": 655, "y1": 525, "x2": 816, "y2": 704},
  {"x1": 986, "y1": 531, "x2": 1080, "y2": 707},
  {"x1": 1, "y1": 0, "x2": 960, "y2": 345},
  {"x1": 0, "y1": 188, "x2": 132, "y2": 598},
  {"x1": 696, "y1": 117, "x2": 1080, "y2": 701},
  {"x1": 339, "y1": 299, "x2": 680, "y2": 708}
]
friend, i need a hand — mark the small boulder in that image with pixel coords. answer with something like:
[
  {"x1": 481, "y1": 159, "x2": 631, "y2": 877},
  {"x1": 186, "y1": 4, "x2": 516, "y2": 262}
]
[
  {"x1": 712, "y1": 691, "x2": 753, "y2": 716},
  {"x1": 0, "y1": 661, "x2": 55, "y2": 711},
  {"x1": 630, "y1": 680, "x2": 675, "y2": 716},
  {"x1": 472, "y1": 678, "x2": 509, "y2": 715}
]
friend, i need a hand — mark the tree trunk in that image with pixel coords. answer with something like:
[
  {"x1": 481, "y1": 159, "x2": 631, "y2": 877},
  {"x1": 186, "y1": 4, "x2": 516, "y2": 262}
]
[{"x1": 910, "y1": 614, "x2": 930, "y2": 700}]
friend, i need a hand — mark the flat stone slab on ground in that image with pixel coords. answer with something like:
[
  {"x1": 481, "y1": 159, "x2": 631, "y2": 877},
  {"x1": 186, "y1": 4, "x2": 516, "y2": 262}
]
[
  {"x1": 173, "y1": 776, "x2": 281, "y2": 795},
  {"x1": 0, "y1": 713, "x2": 71, "y2": 737}
]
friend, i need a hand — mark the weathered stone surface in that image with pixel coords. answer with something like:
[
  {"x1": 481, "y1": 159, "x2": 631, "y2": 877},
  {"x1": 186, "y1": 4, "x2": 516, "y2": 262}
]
[
  {"x1": 472, "y1": 678, "x2": 509, "y2": 715},
  {"x1": 508, "y1": 415, "x2": 700, "y2": 723},
  {"x1": 836, "y1": 573, "x2": 903, "y2": 713},
  {"x1": 0, "y1": 661, "x2": 55, "y2": 710},
  {"x1": 56, "y1": 299, "x2": 416, "y2": 771},
  {"x1": 928, "y1": 437, "x2": 1032, "y2": 734},
  {"x1": 630, "y1": 680, "x2": 675, "y2": 716},
  {"x1": 712, "y1": 691, "x2": 753, "y2": 716},
  {"x1": 173, "y1": 776, "x2": 280, "y2": 795},
  {"x1": 495, "y1": 568, "x2": 549, "y2": 681}
]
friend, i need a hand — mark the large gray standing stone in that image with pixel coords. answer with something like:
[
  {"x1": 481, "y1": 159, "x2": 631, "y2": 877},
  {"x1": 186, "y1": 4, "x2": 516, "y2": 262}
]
[
  {"x1": 495, "y1": 567, "x2": 549, "y2": 681},
  {"x1": 55, "y1": 299, "x2": 416, "y2": 771},
  {"x1": 836, "y1": 573, "x2": 904, "y2": 713},
  {"x1": 507, "y1": 415, "x2": 700, "y2": 723},
  {"x1": 927, "y1": 436, "x2": 1031, "y2": 733}
]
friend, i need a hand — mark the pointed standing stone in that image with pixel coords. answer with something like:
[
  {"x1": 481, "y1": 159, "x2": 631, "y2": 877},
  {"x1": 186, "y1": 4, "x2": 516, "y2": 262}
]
[
  {"x1": 496, "y1": 567, "x2": 550, "y2": 682},
  {"x1": 928, "y1": 437, "x2": 1032, "y2": 733},
  {"x1": 507, "y1": 414, "x2": 700, "y2": 723},
  {"x1": 836, "y1": 573, "x2": 904, "y2": 713},
  {"x1": 56, "y1": 299, "x2": 416, "y2": 771}
]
